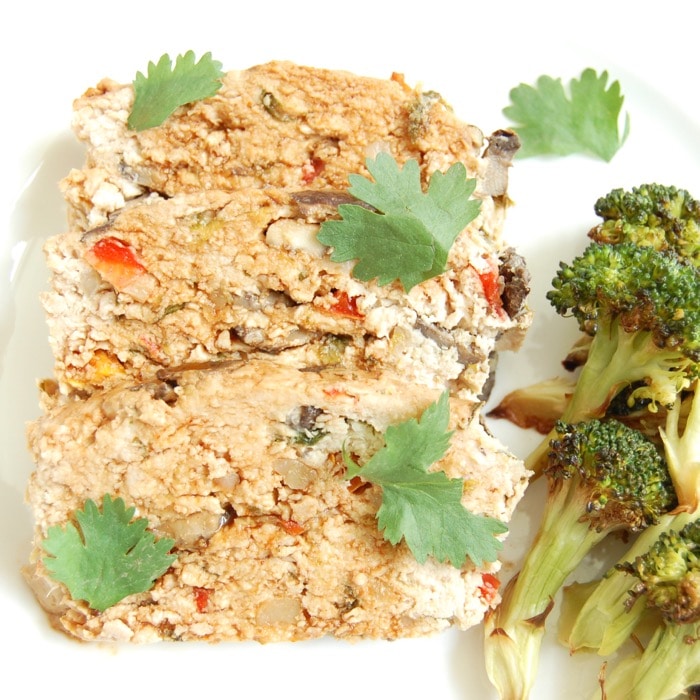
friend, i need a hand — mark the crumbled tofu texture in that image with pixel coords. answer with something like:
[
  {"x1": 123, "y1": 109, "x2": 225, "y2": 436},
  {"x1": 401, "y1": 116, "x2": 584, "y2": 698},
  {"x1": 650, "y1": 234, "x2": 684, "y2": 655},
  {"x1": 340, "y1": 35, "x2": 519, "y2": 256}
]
[
  {"x1": 42, "y1": 186, "x2": 530, "y2": 403},
  {"x1": 26, "y1": 360, "x2": 530, "y2": 643},
  {"x1": 61, "y1": 61, "x2": 500, "y2": 230},
  {"x1": 26, "y1": 60, "x2": 533, "y2": 645}
]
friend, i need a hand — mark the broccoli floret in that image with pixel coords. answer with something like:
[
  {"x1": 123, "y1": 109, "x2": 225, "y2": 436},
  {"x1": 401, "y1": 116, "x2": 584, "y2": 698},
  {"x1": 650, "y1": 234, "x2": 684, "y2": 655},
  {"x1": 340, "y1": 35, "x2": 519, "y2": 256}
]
[
  {"x1": 619, "y1": 518, "x2": 700, "y2": 623},
  {"x1": 562, "y1": 387, "x2": 700, "y2": 657},
  {"x1": 590, "y1": 183, "x2": 700, "y2": 266},
  {"x1": 596, "y1": 518, "x2": 700, "y2": 700},
  {"x1": 524, "y1": 241, "x2": 700, "y2": 475},
  {"x1": 545, "y1": 419, "x2": 677, "y2": 529},
  {"x1": 484, "y1": 418, "x2": 676, "y2": 699},
  {"x1": 548, "y1": 243, "x2": 700, "y2": 369},
  {"x1": 561, "y1": 512, "x2": 697, "y2": 657}
]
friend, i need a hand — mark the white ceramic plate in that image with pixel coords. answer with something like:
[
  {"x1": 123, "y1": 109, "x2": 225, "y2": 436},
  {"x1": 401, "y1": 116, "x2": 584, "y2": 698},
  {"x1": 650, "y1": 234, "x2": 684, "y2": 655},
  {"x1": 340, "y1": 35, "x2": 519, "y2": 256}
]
[{"x1": 2, "y1": 2, "x2": 698, "y2": 697}]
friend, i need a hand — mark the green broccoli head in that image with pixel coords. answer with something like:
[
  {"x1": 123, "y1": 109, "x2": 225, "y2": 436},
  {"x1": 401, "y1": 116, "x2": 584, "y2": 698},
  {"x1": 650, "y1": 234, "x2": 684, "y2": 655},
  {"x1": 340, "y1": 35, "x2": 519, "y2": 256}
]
[
  {"x1": 546, "y1": 419, "x2": 677, "y2": 532},
  {"x1": 546, "y1": 242, "x2": 700, "y2": 414},
  {"x1": 590, "y1": 183, "x2": 700, "y2": 266},
  {"x1": 618, "y1": 518, "x2": 700, "y2": 624},
  {"x1": 548, "y1": 242, "x2": 700, "y2": 357},
  {"x1": 522, "y1": 240, "x2": 699, "y2": 478}
]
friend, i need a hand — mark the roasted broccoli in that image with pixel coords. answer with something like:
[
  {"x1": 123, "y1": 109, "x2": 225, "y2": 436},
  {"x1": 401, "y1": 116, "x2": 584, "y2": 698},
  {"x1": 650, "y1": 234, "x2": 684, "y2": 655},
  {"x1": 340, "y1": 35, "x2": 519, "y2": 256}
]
[
  {"x1": 483, "y1": 418, "x2": 677, "y2": 700},
  {"x1": 490, "y1": 184, "x2": 700, "y2": 461},
  {"x1": 484, "y1": 184, "x2": 700, "y2": 697},
  {"x1": 524, "y1": 241, "x2": 700, "y2": 474},
  {"x1": 563, "y1": 385, "x2": 700, "y2": 655},
  {"x1": 549, "y1": 242, "x2": 700, "y2": 410},
  {"x1": 661, "y1": 384, "x2": 700, "y2": 511},
  {"x1": 596, "y1": 518, "x2": 700, "y2": 700},
  {"x1": 590, "y1": 183, "x2": 700, "y2": 266},
  {"x1": 619, "y1": 518, "x2": 700, "y2": 623},
  {"x1": 486, "y1": 375, "x2": 577, "y2": 434}
]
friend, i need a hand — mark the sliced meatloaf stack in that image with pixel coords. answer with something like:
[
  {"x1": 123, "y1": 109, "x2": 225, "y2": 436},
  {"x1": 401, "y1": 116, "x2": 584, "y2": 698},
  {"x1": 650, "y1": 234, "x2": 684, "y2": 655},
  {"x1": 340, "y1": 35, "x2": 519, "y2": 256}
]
[{"x1": 26, "y1": 60, "x2": 532, "y2": 643}]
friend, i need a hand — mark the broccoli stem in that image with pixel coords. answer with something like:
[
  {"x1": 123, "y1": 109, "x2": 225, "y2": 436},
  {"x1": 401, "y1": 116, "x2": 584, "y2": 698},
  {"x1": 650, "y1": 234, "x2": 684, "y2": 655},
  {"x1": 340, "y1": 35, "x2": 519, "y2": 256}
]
[
  {"x1": 661, "y1": 387, "x2": 700, "y2": 510},
  {"x1": 565, "y1": 509, "x2": 696, "y2": 655},
  {"x1": 484, "y1": 477, "x2": 607, "y2": 699},
  {"x1": 525, "y1": 319, "x2": 684, "y2": 476},
  {"x1": 563, "y1": 323, "x2": 654, "y2": 419},
  {"x1": 598, "y1": 620, "x2": 700, "y2": 700}
]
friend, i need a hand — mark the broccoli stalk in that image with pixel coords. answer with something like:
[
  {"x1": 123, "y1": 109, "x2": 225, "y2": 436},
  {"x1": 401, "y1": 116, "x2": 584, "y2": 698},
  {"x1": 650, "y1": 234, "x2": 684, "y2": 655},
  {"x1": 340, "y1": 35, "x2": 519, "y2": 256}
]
[
  {"x1": 661, "y1": 385, "x2": 700, "y2": 511},
  {"x1": 617, "y1": 621, "x2": 700, "y2": 700},
  {"x1": 596, "y1": 518, "x2": 700, "y2": 700},
  {"x1": 595, "y1": 622, "x2": 700, "y2": 700},
  {"x1": 563, "y1": 386, "x2": 700, "y2": 654},
  {"x1": 524, "y1": 242, "x2": 700, "y2": 476},
  {"x1": 483, "y1": 419, "x2": 676, "y2": 700},
  {"x1": 562, "y1": 509, "x2": 696, "y2": 655},
  {"x1": 487, "y1": 375, "x2": 577, "y2": 434}
]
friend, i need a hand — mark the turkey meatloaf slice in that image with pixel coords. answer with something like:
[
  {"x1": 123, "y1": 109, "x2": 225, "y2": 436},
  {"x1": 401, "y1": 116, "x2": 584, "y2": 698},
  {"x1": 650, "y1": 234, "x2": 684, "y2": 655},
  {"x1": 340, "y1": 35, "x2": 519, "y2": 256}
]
[
  {"x1": 26, "y1": 358, "x2": 530, "y2": 643},
  {"x1": 41, "y1": 186, "x2": 531, "y2": 402},
  {"x1": 60, "y1": 60, "x2": 520, "y2": 230}
]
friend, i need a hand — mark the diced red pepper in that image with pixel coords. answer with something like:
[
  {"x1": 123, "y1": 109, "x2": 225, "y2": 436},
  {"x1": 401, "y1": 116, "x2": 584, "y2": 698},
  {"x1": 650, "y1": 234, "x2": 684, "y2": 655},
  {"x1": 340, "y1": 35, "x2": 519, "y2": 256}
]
[
  {"x1": 301, "y1": 157, "x2": 325, "y2": 184},
  {"x1": 193, "y1": 587, "x2": 211, "y2": 613},
  {"x1": 475, "y1": 264, "x2": 505, "y2": 316},
  {"x1": 329, "y1": 290, "x2": 364, "y2": 319},
  {"x1": 84, "y1": 236, "x2": 156, "y2": 302},
  {"x1": 87, "y1": 236, "x2": 147, "y2": 272},
  {"x1": 138, "y1": 334, "x2": 165, "y2": 361},
  {"x1": 278, "y1": 518, "x2": 305, "y2": 535},
  {"x1": 478, "y1": 573, "x2": 501, "y2": 602},
  {"x1": 323, "y1": 387, "x2": 346, "y2": 398}
]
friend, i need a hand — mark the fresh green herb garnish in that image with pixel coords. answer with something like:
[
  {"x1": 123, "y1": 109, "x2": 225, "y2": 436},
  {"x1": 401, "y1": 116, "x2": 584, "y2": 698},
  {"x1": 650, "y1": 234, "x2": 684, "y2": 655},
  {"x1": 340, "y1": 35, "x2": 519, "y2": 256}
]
[
  {"x1": 503, "y1": 68, "x2": 630, "y2": 162},
  {"x1": 344, "y1": 392, "x2": 508, "y2": 567},
  {"x1": 42, "y1": 494, "x2": 176, "y2": 612},
  {"x1": 317, "y1": 153, "x2": 481, "y2": 292},
  {"x1": 128, "y1": 51, "x2": 225, "y2": 131}
]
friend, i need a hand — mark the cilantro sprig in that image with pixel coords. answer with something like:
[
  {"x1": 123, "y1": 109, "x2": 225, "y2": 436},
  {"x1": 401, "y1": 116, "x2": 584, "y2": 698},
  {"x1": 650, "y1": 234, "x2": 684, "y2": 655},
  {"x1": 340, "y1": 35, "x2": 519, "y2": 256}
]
[
  {"x1": 317, "y1": 153, "x2": 481, "y2": 292},
  {"x1": 42, "y1": 494, "x2": 176, "y2": 612},
  {"x1": 503, "y1": 68, "x2": 630, "y2": 162},
  {"x1": 128, "y1": 51, "x2": 225, "y2": 131},
  {"x1": 344, "y1": 392, "x2": 508, "y2": 567}
]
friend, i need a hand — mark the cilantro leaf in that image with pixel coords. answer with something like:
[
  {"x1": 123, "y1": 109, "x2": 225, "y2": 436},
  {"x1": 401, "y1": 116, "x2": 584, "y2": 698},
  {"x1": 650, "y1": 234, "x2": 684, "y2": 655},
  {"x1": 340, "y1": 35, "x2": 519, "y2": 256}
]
[
  {"x1": 42, "y1": 494, "x2": 176, "y2": 611},
  {"x1": 128, "y1": 51, "x2": 225, "y2": 131},
  {"x1": 503, "y1": 68, "x2": 630, "y2": 161},
  {"x1": 345, "y1": 392, "x2": 508, "y2": 567},
  {"x1": 317, "y1": 153, "x2": 481, "y2": 292}
]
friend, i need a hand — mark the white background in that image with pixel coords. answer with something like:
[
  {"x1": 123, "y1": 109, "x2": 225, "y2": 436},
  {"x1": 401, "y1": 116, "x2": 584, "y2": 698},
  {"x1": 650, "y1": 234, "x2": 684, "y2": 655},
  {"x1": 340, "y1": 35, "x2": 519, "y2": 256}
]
[{"x1": 1, "y1": 1, "x2": 699, "y2": 697}]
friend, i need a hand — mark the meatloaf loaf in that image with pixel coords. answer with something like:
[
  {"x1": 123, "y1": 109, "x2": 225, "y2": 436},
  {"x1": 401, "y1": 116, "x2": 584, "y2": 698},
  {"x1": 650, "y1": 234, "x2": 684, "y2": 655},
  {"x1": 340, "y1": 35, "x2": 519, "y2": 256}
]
[
  {"x1": 26, "y1": 59, "x2": 532, "y2": 644},
  {"x1": 41, "y1": 185, "x2": 530, "y2": 402},
  {"x1": 26, "y1": 359, "x2": 529, "y2": 643}
]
